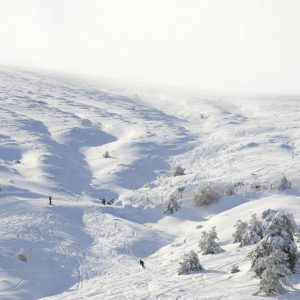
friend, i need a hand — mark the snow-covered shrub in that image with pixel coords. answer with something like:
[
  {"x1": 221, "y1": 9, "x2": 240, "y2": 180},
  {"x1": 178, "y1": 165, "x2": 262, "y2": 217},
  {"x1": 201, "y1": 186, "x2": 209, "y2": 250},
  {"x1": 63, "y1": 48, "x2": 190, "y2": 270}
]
[
  {"x1": 103, "y1": 151, "x2": 110, "y2": 158},
  {"x1": 177, "y1": 186, "x2": 185, "y2": 193},
  {"x1": 233, "y1": 219, "x2": 248, "y2": 244},
  {"x1": 278, "y1": 175, "x2": 291, "y2": 191},
  {"x1": 240, "y1": 214, "x2": 263, "y2": 247},
  {"x1": 16, "y1": 250, "x2": 27, "y2": 263},
  {"x1": 225, "y1": 184, "x2": 236, "y2": 196},
  {"x1": 178, "y1": 250, "x2": 204, "y2": 275},
  {"x1": 251, "y1": 183, "x2": 261, "y2": 191},
  {"x1": 163, "y1": 194, "x2": 180, "y2": 214},
  {"x1": 193, "y1": 183, "x2": 235, "y2": 206},
  {"x1": 250, "y1": 237, "x2": 280, "y2": 277},
  {"x1": 199, "y1": 227, "x2": 224, "y2": 255},
  {"x1": 231, "y1": 264, "x2": 240, "y2": 274},
  {"x1": 193, "y1": 183, "x2": 223, "y2": 206},
  {"x1": 173, "y1": 165, "x2": 185, "y2": 176},
  {"x1": 233, "y1": 181, "x2": 244, "y2": 188}
]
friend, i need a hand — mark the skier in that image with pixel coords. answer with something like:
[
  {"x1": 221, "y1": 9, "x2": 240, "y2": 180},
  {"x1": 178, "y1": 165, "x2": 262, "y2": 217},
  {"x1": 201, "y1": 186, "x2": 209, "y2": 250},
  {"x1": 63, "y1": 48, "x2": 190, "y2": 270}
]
[
  {"x1": 49, "y1": 196, "x2": 52, "y2": 205},
  {"x1": 107, "y1": 199, "x2": 114, "y2": 205},
  {"x1": 102, "y1": 198, "x2": 106, "y2": 205},
  {"x1": 139, "y1": 259, "x2": 145, "y2": 269}
]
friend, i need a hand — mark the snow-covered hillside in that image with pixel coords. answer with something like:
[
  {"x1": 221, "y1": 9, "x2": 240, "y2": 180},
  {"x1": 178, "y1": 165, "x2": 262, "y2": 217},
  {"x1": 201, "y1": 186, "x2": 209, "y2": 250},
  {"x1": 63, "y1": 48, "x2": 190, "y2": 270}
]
[{"x1": 1, "y1": 68, "x2": 300, "y2": 299}]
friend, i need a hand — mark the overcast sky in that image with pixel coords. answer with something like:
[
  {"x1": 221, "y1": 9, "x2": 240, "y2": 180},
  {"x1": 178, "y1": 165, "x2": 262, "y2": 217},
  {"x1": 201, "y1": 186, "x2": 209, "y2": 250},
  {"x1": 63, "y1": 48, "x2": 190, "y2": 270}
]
[{"x1": 0, "y1": 0, "x2": 300, "y2": 93}]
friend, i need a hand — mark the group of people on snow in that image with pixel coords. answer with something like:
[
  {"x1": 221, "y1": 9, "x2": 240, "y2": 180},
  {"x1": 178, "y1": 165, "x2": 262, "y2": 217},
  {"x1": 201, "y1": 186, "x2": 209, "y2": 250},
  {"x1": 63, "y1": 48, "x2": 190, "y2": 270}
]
[
  {"x1": 101, "y1": 198, "x2": 115, "y2": 206},
  {"x1": 48, "y1": 196, "x2": 115, "y2": 206}
]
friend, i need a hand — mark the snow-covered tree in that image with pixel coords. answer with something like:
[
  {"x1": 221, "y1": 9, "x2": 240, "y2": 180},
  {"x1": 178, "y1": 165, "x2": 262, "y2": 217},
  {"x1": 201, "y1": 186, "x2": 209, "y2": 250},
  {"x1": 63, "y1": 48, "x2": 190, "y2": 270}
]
[
  {"x1": 172, "y1": 165, "x2": 185, "y2": 176},
  {"x1": 249, "y1": 209, "x2": 298, "y2": 295},
  {"x1": 163, "y1": 194, "x2": 180, "y2": 214},
  {"x1": 178, "y1": 250, "x2": 204, "y2": 275},
  {"x1": 240, "y1": 214, "x2": 263, "y2": 247},
  {"x1": 256, "y1": 250, "x2": 292, "y2": 295},
  {"x1": 278, "y1": 175, "x2": 291, "y2": 191},
  {"x1": 262, "y1": 209, "x2": 297, "y2": 242},
  {"x1": 199, "y1": 227, "x2": 223, "y2": 255},
  {"x1": 250, "y1": 235, "x2": 297, "y2": 276},
  {"x1": 233, "y1": 219, "x2": 248, "y2": 244},
  {"x1": 261, "y1": 208, "x2": 277, "y2": 222},
  {"x1": 250, "y1": 210, "x2": 298, "y2": 274}
]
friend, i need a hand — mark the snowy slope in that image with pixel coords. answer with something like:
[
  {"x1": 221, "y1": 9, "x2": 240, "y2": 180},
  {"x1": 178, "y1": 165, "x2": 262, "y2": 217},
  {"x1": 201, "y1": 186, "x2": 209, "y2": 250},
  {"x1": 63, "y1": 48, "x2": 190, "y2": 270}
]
[{"x1": 1, "y1": 68, "x2": 300, "y2": 299}]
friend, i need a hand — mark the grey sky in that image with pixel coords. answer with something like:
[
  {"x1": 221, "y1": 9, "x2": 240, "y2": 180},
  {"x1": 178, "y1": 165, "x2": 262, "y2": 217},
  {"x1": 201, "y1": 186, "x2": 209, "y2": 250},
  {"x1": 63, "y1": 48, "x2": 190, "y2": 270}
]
[{"x1": 0, "y1": 0, "x2": 300, "y2": 93}]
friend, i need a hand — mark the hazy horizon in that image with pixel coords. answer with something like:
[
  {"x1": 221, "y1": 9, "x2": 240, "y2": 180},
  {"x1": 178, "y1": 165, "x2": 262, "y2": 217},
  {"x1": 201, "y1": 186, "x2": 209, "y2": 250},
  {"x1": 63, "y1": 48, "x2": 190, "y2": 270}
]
[{"x1": 1, "y1": 0, "x2": 300, "y2": 94}]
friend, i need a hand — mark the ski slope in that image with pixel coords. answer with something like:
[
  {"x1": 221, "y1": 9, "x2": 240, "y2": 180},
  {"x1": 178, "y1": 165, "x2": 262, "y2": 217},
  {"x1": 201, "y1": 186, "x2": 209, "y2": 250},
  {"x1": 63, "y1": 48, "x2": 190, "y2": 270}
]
[{"x1": 0, "y1": 68, "x2": 300, "y2": 299}]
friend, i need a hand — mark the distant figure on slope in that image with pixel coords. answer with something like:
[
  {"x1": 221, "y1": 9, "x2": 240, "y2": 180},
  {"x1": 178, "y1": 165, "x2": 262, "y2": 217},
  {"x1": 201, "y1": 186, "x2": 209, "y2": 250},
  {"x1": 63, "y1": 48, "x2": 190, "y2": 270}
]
[
  {"x1": 107, "y1": 199, "x2": 114, "y2": 205},
  {"x1": 139, "y1": 259, "x2": 145, "y2": 269},
  {"x1": 102, "y1": 198, "x2": 106, "y2": 205},
  {"x1": 49, "y1": 196, "x2": 52, "y2": 205}
]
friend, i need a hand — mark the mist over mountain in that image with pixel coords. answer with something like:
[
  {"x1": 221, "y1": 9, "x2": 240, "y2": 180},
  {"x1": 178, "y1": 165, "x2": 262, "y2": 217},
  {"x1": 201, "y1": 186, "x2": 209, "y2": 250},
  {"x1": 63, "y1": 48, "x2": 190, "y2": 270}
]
[{"x1": 1, "y1": 0, "x2": 300, "y2": 94}]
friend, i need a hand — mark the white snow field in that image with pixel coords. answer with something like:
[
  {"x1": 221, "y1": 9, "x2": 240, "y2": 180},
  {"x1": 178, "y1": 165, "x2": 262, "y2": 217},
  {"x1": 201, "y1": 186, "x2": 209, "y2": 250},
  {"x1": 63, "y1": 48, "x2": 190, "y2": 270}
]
[{"x1": 1, "y1": 67, "x2": 300, "y2": 299}]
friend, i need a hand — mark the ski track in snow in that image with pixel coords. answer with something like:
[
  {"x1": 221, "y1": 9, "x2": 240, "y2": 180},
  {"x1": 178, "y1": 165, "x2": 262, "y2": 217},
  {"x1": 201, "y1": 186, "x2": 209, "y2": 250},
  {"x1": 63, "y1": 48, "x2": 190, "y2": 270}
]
[{"x1": 0, "y1": 68, "x2": 300, "y2": 299}]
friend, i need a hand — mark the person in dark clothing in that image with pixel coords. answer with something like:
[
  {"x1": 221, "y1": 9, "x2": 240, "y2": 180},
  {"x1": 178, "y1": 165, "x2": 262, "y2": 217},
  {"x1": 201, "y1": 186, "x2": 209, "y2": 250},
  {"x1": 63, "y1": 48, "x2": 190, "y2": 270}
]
[
  {"x1": 102, "y1": 198, "x2": 106, "y2": 205},
  {"x1": 107, "y1": 199, "x2": 114, "y2": 205},
  {"x1": 139, "y1": 259, "x2": 145, "y2": 269},
  {"x1": 49, "y1": 196, "x2": 52, "y2": 205}
]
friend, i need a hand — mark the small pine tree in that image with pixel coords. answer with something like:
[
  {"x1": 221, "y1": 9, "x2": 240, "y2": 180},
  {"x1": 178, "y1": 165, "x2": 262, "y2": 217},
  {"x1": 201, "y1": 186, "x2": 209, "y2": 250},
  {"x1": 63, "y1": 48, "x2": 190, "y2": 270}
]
[
  {"x1": 199, "y1": 227, "x2": 224, "y2": 255},
  {"x1": 278, "y1": 175, "x2": 291, "y2": 191},
  {"x1": 240, "y1": 214, "x2": 263, "y2": 247},
  {"x1": 163, "y1": 194, "x2": 180, "y2": 214},
  {"x1": 173, "y1": 165, "x2": 185, "y2": 176},
  {"x1": 233, "y1": 219, "x2": 248, "y2": 244},
  {"x1": 178, "y1": 250, "x2": 204, "y2": 275}
]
